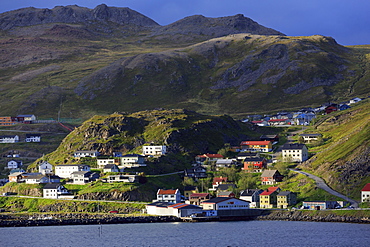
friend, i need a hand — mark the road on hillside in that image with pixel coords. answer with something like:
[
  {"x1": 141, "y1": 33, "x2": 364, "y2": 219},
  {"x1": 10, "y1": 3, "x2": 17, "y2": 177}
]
[{"x1": 291, "y1": 169, "x2": 359, "y2": 208}]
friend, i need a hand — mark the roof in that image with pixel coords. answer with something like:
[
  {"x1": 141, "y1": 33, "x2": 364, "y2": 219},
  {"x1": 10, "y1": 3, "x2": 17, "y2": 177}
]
[
  {"x1": 244, "y1": 157, "x2": 266, "y2": 162},
  {"x1": 75, "y1": 150, "x2": 98, "y2": 153},
  {"x1": 240, "y1": 189, "x2": 262, "y2": 196},
  {"x1": 216, "y1": 159, "x2": 234, "y2": 164},
  {"x1": 278, "y1": 191, "x2": 294, "y2": 196},
  {"x1": 361, "y1": 183, "x2": 370, "y2": 192},
  {"x1": 56, "y1": 164, "x2": 87, "y2": 167},
  {"x1": 202, "y1": 197, "x2": 248, "y2": 204},
  {"x1": 122, "y1": 154, "x2": 144, "y2": 158},
  {"x1": 43, "y1": 183, "x2": 62, "y2": 189},
  {"x1": 260, "y1": 187, "x2": 280, "y2": 195},
  {"x1": 190, "y1": 193, "x2": 210, "y2": 198},
  {"x1": 71, "y1": 171, "x2": 91, "y2": 175},
  {"x1": 240, "y1": 141, "x2": 271, "y2": 146},
  {"x1": 261, "y1": 170, "x2": 280, "y2": 177},
  {"x1": 282, "y1": 143, "x2": 306, "y2": 150},
  {"x1": 146, "y1": 202, "x2": 173, "y2": 207},
  {"x1": 103, "y1": 164, "x2": 118, "y2": 169},
  {"x1": 168, "y1": 203, "x2": 202, "y2": 210},
  {"x1": 8, "y1": 172, "x2": 24, "y2": 177},
  {"x1": 218, "y1": 191, "x2": 234, "y2": 196},
  {"x1": 213, "y1": 176, "x2": 228, "y2": 184},
  {"x1": 184, "y1": 186, "x2": 197, "y2": 191},
  {"x1": 196, "y1": 153, "x2": 224, "y2": 159},
  {"x1": 217, "y1": 184, "x2": 236, "y2": 191},
  {"x1": 299, "y1": 133, "x2": 322, "y2": 137},
  {"x1": 201, "y1": 197, "x2": 230, "y2": 204},
  {"x1": 157, "y1": 189, "x2": 178, "y2": 195}
]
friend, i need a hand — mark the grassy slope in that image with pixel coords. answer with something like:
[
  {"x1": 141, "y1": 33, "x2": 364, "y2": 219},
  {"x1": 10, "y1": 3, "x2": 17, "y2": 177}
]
[
  {"x1": 0, "y1": 30, "x2": 369, "y2": 120},
  {"x1": 299, "y1": 99, "x2": 370, "y2": 200}
]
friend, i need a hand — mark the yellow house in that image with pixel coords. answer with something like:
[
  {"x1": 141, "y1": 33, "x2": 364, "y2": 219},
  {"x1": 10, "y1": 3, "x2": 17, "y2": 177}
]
[
  {"x1": 259, "y1": 187, "x2": 280, "y2": 208},
  {"x1": 184, "y1": 186, "x2": 198, "y2": 199},
  {"x1": 277, "y1": 191, "x2": 297, "y2": 209}
]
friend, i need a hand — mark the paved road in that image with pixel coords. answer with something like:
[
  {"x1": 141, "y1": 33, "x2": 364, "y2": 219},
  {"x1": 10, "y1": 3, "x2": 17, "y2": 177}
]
[{"x1": 291, "y1": 169, "x2": 359, "y2": 208}]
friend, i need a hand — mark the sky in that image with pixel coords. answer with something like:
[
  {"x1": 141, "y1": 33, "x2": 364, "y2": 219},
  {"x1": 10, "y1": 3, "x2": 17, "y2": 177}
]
[{"x1": 0, "y1": 0, "x2": 369, "y2": 46}]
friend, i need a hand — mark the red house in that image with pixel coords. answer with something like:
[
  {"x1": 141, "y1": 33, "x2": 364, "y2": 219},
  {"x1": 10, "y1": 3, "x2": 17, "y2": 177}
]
[
  {"x1": 261, "y1": 170, "x2": 284, "y2": 185},
  {"x1": 325, "y1": 105, "x2": 338, "y2": 114},
  {"x1": 243, "y1": 157, "x2": 267, "y2": 173}
]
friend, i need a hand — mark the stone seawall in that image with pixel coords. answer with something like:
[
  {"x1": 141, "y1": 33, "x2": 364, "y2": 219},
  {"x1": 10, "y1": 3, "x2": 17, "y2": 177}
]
[
  {"x1": 254, "y1": 210, "x2": 370, "y2": 224},
  {"x1": 0, "y1": 213, "x2": 180, "y2": 227}
]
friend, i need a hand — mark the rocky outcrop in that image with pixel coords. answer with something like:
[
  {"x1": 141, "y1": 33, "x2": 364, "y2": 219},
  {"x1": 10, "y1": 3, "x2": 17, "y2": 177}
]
[{"x1": 255, "y1": 210, "x2": 370, "y2": 224}]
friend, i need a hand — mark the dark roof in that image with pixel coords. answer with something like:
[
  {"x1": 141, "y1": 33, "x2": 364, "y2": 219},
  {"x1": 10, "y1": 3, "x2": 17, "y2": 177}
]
[
  {"x1": 103, "y1": 164, "x2": 118, "y2": 169},
  {"x1": 244, "y1": 157, "x2": 266, "y2": 162},
  {"x1": 146, "y1": 202, "x2": 174, "y2": 207},
  {"x1": 122, "y1": 154, "x2": 144, "y2": 158},
  {"x1": 240, "y1": 189, "x2": 262, "y2": 196},
  {"x1": 299, "y1": 134, "x2": 322, "y2": 137},
  {"x1": 184, "y1": 186, "x2": 197, "y2": 191},
  {"x1": 202, "y1": 197, "x2": 230, "y2": 204},
  {"x1": 278, "y1": 191, "x2": 295, "y2": 196},
  {"x1": 43, "y1": 183, "x2": 62, "y2": 189},
  {"x1": 282, "y1": 143, "x2": 306, "y2": 150},
  {"x1": 71, "y1": 171, "x2": 91, "y2": 175},
  {"x1": 217, "y1": 184, "x2": 236, "y2": 191}
]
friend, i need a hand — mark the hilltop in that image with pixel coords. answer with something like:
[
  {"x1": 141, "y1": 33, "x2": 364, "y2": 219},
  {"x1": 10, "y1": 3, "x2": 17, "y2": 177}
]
[
  {"x1": 30, "y1": 109, "x2": 268, "y2": 167},
  {"x1": 0, "y1": 5, "x2": 368, "y2": 119}
]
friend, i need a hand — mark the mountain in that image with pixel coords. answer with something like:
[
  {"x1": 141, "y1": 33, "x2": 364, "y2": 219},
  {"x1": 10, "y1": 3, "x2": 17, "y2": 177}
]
[
  {"x1": 0, "y1": 5, "x2": 369, "y2": 120},
  {"x1": 0, "y1": 4, "x2": 159, "y2": 30}
]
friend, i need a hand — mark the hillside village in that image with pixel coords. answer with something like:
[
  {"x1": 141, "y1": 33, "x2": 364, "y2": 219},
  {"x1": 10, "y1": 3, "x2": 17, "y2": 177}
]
[{"x1": 0, "y1": 97, "x2": 369, "y2": 218}]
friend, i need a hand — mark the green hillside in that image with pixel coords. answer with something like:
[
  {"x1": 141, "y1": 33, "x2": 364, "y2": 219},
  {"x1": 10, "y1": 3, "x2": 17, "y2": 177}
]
[{"x1": 299, "y1": 98, "x2": 370, "y2": 200}]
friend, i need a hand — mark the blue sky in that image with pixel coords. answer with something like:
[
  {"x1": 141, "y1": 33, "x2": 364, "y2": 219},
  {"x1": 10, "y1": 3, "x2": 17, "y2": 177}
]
[{"x1": 1, "y1": 0, "x2": 369, "y2": 46}]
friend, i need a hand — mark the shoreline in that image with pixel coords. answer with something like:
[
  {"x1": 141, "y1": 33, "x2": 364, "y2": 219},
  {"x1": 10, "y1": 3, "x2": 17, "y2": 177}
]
[{"x1": 1, "y1": 210, "x2": 369, "y2": 227}]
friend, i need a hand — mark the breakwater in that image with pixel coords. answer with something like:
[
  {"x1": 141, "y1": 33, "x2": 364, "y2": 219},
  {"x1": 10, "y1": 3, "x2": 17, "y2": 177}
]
[
  {"x1": 0, "y1": 213, "x2": 180, "y2": 227},
  {"x1": 255, "y1": 210, "x2": 370, "y2": 224}
]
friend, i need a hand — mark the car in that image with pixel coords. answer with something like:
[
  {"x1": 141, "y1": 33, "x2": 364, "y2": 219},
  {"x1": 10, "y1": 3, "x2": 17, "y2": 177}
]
[{"x1": 109, "y1": 210, "x2": 118, "y2": 214}]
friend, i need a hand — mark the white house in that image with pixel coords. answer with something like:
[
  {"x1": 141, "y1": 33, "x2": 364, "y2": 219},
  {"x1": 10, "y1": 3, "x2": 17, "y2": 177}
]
[
  {"x1": 97, "y1": 158, "x2": 117, "y2": 169},
  {"x1": 106, "y1": 174, "x2": 138, "y2": 183},
  {"x1": 119, "y1": 154, "x2": 146, "y2": 169},
  {"x1": 142, "y1": 145, "x2": 167, "y2": 156},
  {"x1": 103, "y1": 164, "x2": 120, "y2": 173},
  {"x1": 39, "y1": 161, "x2": 53, "y2": 175},
  {"x1": 43, "y1": 183, "x2": 73, "y2": 199},
  {"x1": 55, "y1": 164, "x2": 91, "y2": 178},
  {"x1": 201, "y1": 197, "x2": 250, "y2": 210},
  {"x1": 156, "y1": 189, "x2": 181, "y2": 204},
  {"x1": 73, "y1": 150, "x2": 99, "y2": 158},
  {"x1": 282, "y1": 143, "x2": 308, "y2": 162},
  {"x1": 239, "y1": 189, "x2": 264, "y2": 208},
  {"x1": 299, "y1": 133, "x2": 322, "y2": 143},
  {"x1": 25, "y1": 174, "x2": 61, "y2": 184},
  {"x1": 71, "y1": 171, "x2": 100, "y2": 184},
  {"x1": 25, "y1": 134, "x2": 41, "y2": 142},
  {"x1": 349, "y1": 97, "x2": 362, "y2": 105},
  {"x1": 7, "y1": 160, "x2": 22, "y2": 169},
  {"x1": 361, "y1": 183, "x2": 370, "y2": 203},
  {"x1": 0, "y1": 135, "x2": 19, "y2": 143}
]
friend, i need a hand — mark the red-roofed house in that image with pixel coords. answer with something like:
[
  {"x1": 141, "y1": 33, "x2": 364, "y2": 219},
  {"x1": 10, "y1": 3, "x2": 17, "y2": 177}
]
[
  {"x1": 195, "y1": 153, "x2": 224, "y2": 164},
  {"x1": 240, "y1": 141, "x2": 272, "y2": 152},
  {"x1": 267, "y1": 119, "x2": 290, "y2": 126},
  {"x1": 156, "y1": 189, "x2": 181, "y2": 203},
  {"x1": 361, "y1": 183, "x2": 370, "y2": 203},
  {"x1": 259, "y1": 187, "x2": 281, "y2": 208},
  {"x1": 209, "y1": 176, "x2": 229, "y2": 191}
]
